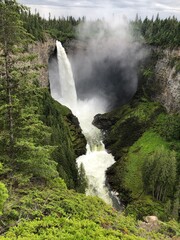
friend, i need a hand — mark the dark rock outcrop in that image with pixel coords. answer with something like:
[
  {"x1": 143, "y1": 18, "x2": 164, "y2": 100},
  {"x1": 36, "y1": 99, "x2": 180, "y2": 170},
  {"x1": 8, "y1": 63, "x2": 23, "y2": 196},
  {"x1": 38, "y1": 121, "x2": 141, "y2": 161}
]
[
  {"x1": 66, "y1": 113, "x2": 87, "y2": 157},
  {"x1": 93, "y1": 114, "x2": 118, "y2": 131}
]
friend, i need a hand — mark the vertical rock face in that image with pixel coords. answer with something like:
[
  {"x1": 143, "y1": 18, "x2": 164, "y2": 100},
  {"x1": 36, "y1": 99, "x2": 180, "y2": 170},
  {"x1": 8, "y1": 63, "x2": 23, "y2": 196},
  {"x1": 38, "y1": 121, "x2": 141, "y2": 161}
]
[
  {"x1": 154, "y1": 48, "x2": 180, "y2": 113},
  {"x1": 28, "y1": 38, "x2": 56, "y2": 87}
]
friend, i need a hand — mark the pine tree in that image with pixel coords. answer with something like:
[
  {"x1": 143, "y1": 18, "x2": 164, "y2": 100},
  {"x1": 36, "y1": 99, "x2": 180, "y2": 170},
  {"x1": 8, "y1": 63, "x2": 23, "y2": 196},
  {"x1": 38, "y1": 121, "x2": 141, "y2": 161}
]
[
  {"x1": 77, "y1": 163, "x2": 88, "y2": 193},
  {"x1": 0, "y1": 1, "x2": 59, "y2": 181},
  {"x1": 142, "y1": 147, "x2": 177, "y2": 201},
  {"x1": 0, "y1": 0, "x2": 31, "y2": 159},
  {"x1": 172, "y1": 186, "x2": 180, "y2": 220},
  {"x1": 0, "y1": 164, "x2": 8, "y2": 215}
]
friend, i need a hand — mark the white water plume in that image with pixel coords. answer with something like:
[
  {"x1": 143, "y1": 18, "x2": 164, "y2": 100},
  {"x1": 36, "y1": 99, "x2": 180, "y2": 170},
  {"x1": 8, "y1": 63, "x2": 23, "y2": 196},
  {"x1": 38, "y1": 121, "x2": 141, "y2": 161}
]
[
  {"x1": 77, "y1": 144, "x2": 115, "y2": 205},
  {"x1": 50, "y1": 40, "x2": 116, "y2": 206},
  {"x1": 51, "y1": 40, "x2": 77, "y2": 110},
  {"x1": 75, "y1": 96, "x2": 115, "y2": 205},
  {"x1": 70, "y1": 19, "x2": 147, "y2": 109},
  {"x1": 75, "y1": 97, "x2": 106, "y2": 147}
]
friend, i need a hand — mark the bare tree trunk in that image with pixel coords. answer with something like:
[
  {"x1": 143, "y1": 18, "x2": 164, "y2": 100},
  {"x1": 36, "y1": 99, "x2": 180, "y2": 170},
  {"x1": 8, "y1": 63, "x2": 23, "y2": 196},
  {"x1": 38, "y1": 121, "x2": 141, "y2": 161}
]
[
  {"x1": 162, "y1": 187, "x2": 167, "y2": 202},
  {"x1": 4, "y1": 40, "x2": 14, "y2": 158}
]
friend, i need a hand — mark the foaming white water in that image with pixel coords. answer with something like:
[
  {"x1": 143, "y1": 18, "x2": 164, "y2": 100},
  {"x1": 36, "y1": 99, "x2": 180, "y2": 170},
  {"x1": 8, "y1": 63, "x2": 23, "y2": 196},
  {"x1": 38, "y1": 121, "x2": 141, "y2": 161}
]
[
  {"x1": 77, "y1": 144, "x2": 115, "y2": 205},
  {"x1": 54, "y1": 40, "x2": 77, "y2": 110},
  {"x1": 76, "y1": 97, "x2": 115, "y2": 205},
  {"x1": 51, "y1": 40, "x2": 116, "y2": 205},
  {"x1": 76, "y1": 97, "x2": 106, "y2": 147}
]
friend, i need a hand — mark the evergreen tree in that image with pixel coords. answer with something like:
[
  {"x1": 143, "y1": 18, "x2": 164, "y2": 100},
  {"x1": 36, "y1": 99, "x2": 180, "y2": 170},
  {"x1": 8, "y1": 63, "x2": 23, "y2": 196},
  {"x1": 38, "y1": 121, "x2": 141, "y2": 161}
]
[
  {"x1": 172, "y1": 185, "x2": 180, "y2": 220},
  {"x1": 132, "y1": 15, "x2": 180, "y2": 48},
  {"x1": 142, "y1": 147, "x2": 177, "y2": 201},
  {"x1": 77, "y1": 163, "x2": 88, "y2": 193},
  {"x1": 0, "y1": 1, "x2": 59, "y2": 181},
  {"x1": 0, "y1": 0, "x2": 31, "y2": 158},
  {"x1": 0, "y1": 164, "x2": 8, "y2": 215}
]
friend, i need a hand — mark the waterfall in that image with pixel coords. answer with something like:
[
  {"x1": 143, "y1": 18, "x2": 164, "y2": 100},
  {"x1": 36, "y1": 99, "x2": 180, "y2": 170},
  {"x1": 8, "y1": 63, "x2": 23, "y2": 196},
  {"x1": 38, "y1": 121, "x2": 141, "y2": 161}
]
[
  {"x1": 50, "y1": 40, "x2": 117, "y2": 206},
  {"x1": 75, "y1": 98, "x2": 115, "y2": 205},
  {"x1": 53, "y1": 40, "x2": 77, "y2": 110},
  {"x1": 77, "y1": 145, "x2": 114, "y2": 204}
]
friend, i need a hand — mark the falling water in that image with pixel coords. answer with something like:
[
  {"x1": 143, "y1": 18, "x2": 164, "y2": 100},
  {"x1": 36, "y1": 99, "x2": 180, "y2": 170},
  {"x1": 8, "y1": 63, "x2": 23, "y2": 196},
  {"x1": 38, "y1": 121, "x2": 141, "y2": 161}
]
[
  {"x1": 50, "y1": 40, "x2": 117, "y2": 206},
  {"x1": 52, "y1": 40, "x2": 77, "y2": 110}
]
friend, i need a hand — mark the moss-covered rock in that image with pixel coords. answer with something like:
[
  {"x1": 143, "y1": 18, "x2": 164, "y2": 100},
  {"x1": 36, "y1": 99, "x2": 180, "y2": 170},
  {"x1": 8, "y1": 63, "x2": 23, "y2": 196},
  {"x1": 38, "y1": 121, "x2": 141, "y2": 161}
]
[{"x1": 94, "y1": 99, "x2": 164, "y2": 160}]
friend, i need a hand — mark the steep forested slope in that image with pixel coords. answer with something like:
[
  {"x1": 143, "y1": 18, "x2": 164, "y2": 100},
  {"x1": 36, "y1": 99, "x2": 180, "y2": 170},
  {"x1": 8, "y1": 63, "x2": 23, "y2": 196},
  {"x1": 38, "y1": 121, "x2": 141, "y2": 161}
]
[
  {"x1": 0, "y1": 1, "x2": 179, "y2": 239},
  {"x1": 0, "y1": 0, "x2": 85, "y2": 227},
  {"x1": 94, "y1": 52, "x2": 180, "y2": 221}
]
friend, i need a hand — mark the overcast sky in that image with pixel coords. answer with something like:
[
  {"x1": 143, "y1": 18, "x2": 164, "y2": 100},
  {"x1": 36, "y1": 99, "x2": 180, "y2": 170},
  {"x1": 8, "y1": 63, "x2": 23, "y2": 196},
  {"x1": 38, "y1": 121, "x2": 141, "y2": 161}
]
[{"x1": 18, "y1": 0, "x2": 180, "y2": 20}]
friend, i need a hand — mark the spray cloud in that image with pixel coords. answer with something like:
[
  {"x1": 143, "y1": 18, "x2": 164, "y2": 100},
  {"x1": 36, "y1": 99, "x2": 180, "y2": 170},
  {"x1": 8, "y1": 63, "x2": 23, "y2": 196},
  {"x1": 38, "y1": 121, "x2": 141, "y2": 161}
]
[{"x1": 69, "y1": 17, "x2": 147, "y2": 110}]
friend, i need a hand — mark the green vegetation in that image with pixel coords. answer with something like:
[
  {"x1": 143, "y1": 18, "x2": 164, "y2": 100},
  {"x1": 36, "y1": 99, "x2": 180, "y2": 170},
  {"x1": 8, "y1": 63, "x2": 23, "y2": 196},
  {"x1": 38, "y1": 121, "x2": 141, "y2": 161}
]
[
  {"x1": 0, "y1": 167, "x2": 8, "y2": 216},
  {"x1": 0, "y1": 0, "x2": 86, "y2": 189},
  {"x1": 124, "y1": 132, "x2": 169, "y2": 199},
  {"x1": 20, "y1": 9, "x2": 84, "y2": 42},
  {"x1": 38, "y1": 90, "x2": 86, "y2": 189},
  {"x1": 131, "y1": 14, "x2": 180, "y2": 48},
  {"x1": 18, "y1": 6, "x2": 180, "y2": 48},
  {"x1": 0, "y1": 179, "x2": 179, "y2": 240},
  {"x1": 76, "y1": 163, "x2": 88, "y2": 193},
  {"x1": 0, "y1": 1, "x2": 179, "y2": 239},
  {"x1": 142, "y1": 146, "x2": 176, "y2": 201},
  {"x1": 102, "y1": 98, "x2": 180, "y2": 221}
]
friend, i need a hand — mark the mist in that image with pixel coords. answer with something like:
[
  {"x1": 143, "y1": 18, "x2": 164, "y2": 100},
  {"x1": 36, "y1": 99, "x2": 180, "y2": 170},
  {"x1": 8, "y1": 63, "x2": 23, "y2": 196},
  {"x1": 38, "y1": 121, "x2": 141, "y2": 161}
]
[{"x1": 68, "y1": 17, "x2": 147, "y2": 110}]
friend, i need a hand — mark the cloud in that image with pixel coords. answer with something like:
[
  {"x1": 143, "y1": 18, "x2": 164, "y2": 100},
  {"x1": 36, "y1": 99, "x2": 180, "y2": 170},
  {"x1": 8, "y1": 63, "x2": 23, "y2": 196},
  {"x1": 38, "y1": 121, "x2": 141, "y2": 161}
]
[
  {"x1": 18, "y1": 0, "x2": 180, "y2": 10},
  {"x1": 18, "y1": 0, "x2": 180, "y2": 19}
]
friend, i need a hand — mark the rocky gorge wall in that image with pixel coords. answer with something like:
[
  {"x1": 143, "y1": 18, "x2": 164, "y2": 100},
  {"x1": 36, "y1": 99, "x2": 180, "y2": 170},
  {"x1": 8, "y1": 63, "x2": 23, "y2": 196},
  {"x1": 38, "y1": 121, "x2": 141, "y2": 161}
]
[
  {"x1": 31, "y1": 38, "x2": 179, "y2": 113},
  {"x1": 143, "y1": 48, "x2": 180, "y2": 113},
  {"x1": 153, "y1": 48, "x2": 180, "y2": 113},
  {"x1": 28, "y1": 37, "x2": 56, "y2": 87},
  {"x1": 92, "y1": 46, "x2": 180, "y2": 217},
  {"x1": 68, "y1": 41, "x2": 180, "y2": 113}
]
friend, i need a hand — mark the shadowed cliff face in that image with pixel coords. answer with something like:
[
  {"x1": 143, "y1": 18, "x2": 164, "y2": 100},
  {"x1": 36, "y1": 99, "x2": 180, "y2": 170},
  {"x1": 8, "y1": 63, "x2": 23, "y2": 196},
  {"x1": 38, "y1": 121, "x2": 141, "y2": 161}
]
[
  {"x1": 48, "y1": 48, "x2": 61, "y2": 98},
  {"x1": 70, "y1": 52, "x2": 138, "y2": 110}
]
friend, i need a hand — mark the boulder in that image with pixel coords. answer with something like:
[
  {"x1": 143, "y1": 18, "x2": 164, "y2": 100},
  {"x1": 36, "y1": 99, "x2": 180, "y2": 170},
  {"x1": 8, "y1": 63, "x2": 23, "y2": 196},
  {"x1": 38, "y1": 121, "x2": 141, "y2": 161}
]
[{"x1": 139, "y1": 215, "x2": 160, "y2": 232}]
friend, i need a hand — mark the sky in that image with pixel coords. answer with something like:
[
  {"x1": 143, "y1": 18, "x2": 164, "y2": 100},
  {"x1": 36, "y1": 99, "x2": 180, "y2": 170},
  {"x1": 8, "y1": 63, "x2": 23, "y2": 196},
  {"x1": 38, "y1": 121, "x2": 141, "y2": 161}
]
[{"x1": 18, "y1": 0, "x2": 180, "y2": 20}]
